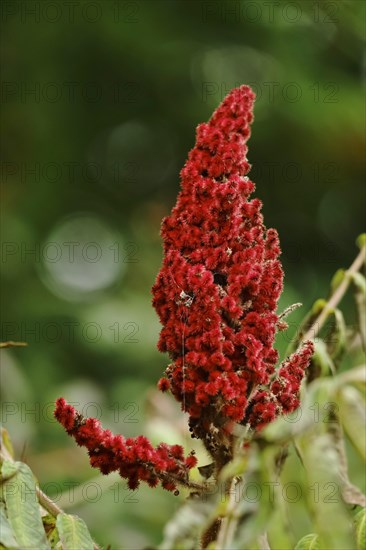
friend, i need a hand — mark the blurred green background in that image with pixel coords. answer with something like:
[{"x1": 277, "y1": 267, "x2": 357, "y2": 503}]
[{"x1": 1, "y1": 0, "x2": 365, "y2": 547}]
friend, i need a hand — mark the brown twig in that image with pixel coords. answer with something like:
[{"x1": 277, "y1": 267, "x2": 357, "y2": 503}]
[
  {"x1": 301, "y1": 244, "x2": 365, "y2": 344},
  {"x1": 0, "y1": 341, "x2": 28, "y2": 348}
]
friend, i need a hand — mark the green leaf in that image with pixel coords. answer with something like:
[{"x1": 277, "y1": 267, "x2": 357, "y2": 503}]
[
  {"x1": 312, "y1": 339, "x2": 335, "y2": 377},
  {"x1": 338, "y1": 386, "x2": 366, "y2": 460},
  {"x1": 354, "y1": 508, "x2": 366, "y2": 550},
  {"x1": 0, "y1": 502, "x2": 19, "y2": 548},
  {"x1": 350, "y1": 271, "x2": 366, "y2": 294},
  {"x1": 232, "y1": 446, "x2": 284, "y2": 549},
  {"x1": 267, "y1": 507, "x2": 294, "y2": 550},
  {"x1": 56, "y1": 514, "x2": 94, "y2": 550},
  {"x1": 2, "y1": 460, "x2": 50, "y2": 549},
  {"x1": 325, "y1": 308, "x2": 347, "y2": 361},
  {"x1": 298, "y1": 433, "x2": 354, "y2": 549},
  {"x1": 350, "y1": 272, "x2": 366, "y2": 352},
  {"x1": 294, "y1": 533, "x2": 320, "y2": 549}
]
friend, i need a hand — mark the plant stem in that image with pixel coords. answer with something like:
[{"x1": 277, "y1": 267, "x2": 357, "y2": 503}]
[
  {"x1": 37, "y1": 485, "x2": 64, "y2": 516},
  {"x1": 215, "y1": 478, "x2": 240, "y2": 549},
  {"x1": 301, "y1": 244, "x2": 365, "y2": 344}
]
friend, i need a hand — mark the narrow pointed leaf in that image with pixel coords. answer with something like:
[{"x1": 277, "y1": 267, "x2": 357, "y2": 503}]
[
  {"x1": 0, "y1": 428, "x2": 14, "y2": 459},
  {"x1": 350, "y1": 271, "x2": 366, "y2": 352},
  {"x1": 325, "y1": 308, "x2": 346, "y2": 361}
]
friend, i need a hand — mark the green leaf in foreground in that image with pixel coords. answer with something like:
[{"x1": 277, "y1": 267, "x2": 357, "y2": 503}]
[
  {"x1": 299, "y1": 432, "x2": 354, "y2": 550},
  {"x1": 1, "y1": 460, "x2": 49, "y2": 549},
  {"x1": 56, "y1": 513, "x2": 94, "y2": 550},
  {"x1": 294, "y1": 533, "x2": 320, "y2": 549},
  {"x1": 0, "y1": 502, "x2": 19, "y2": 548}
]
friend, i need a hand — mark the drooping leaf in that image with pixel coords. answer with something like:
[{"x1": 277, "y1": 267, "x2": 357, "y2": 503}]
[
  {"x1": 56, "y1": 513, "x2": 94, "y2": 550},
  {"x1": 298, "y1": 432, "x2": 354, "y2": 549},
  {"x1": 324, "y1": 308, "x2": 347, "y2": 362},
  {"x1": 312, "y1": 339, "x2": 336, "y2": 377},
  {"x1": 337, "y1": 385, "x2": 366, "y2": 461},
  {"x1": 231, "y1": 446, "x2": 285, "y2": 549},
  {"x1": 1, "y1": 460, "x2": 49, "y2": 549},
  {"x1": 266, "y1": 507, "x2": 293, "y2": 550}
]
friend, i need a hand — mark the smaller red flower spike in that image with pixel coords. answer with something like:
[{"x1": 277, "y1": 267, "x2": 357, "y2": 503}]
[
  {"x1": 54, "y1": 398, "x2": 196, "y2": 493},
  {"x1": 157, "y1": 377, "x2": 170, "y2": 392},
  {"x1": 245, "y1": 341, "x2": 314, "y2": 430}
]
